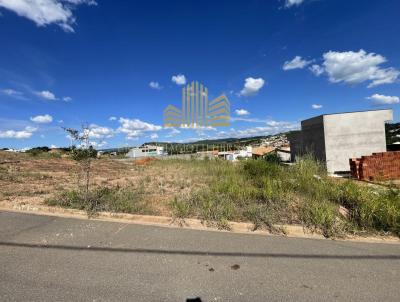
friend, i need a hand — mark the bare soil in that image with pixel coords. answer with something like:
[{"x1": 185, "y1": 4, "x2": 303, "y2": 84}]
[{"x1": 0, "y1": 151, "x2": 208, "y2": 216}]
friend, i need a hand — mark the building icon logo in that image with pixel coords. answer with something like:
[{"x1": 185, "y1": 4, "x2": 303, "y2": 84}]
[{"x1": 163, "y1": 81, "x2": 230, "y2": 128}]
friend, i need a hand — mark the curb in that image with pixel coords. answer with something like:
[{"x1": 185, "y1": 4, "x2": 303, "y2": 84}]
[{"x1": 1, "y1": 203, "x2": 399, "y2": 244}]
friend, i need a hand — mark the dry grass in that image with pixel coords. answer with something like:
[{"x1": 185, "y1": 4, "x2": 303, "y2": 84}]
[
  {"x1": 0, "y1": 151, "x2": 207, "y2": 216},
  {"x1": 1, "y1": 151, "x2": 398, "y2": 238}
]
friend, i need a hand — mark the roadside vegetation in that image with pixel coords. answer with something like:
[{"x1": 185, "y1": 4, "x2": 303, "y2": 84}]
[
  {"x1": 45, "y1": 185, "x2": 154, "y2": 216},
  {"x1": 1, "y1": 149, "x2": 398, "y2": 238},
  {"x1": 167, "y1": 157, "x2": 399, "y2": 237}
]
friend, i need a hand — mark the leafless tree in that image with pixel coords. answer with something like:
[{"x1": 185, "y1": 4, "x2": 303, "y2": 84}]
[{"x1": 63, "y1": 125, "x2": 97, "y2": 212}]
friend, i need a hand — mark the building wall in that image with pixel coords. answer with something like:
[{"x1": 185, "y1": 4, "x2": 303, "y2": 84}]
[
  {"x1": 126, "y1": 146, "x2": 164, "y2": 158},
  {"x1": 301, "y1": 115, "x2": 326, "y2": 163},
  {"x1": 323, "y1": 110, "x2": 393, "y2": 173},
  {"x1": 277, "y1": 150, "x2": 291, "y2": 162},
  {"x1": 288, "y1": 109, "x2": 393, "y2": 174},
  {"x1": 287, "y1": 131, "x2": 302, "y2": 162}
]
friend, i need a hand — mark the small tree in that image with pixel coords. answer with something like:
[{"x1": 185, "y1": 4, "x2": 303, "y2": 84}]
[{"x1": 63, "y1": 125, "x2": 97, "y2": 213}]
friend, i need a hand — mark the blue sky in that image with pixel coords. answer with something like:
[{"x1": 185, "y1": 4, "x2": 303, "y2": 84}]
[{"x1": 0, "y1": 0, "x2": 399, "y2": 149}]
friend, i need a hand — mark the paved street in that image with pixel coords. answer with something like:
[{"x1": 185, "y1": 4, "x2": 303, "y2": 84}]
[{"x1": 1, "y1": 211, "x2": 399, "y2": 302}]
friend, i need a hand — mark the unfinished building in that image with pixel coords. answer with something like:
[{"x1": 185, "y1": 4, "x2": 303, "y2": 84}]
[{"x1": 288, "y1": 109, "x2": 393, "y2": 174}]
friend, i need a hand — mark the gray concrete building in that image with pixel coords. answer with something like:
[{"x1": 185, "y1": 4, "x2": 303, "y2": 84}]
[{"x1": 288, "y1": 109, "x2": 393, "y2": 174}]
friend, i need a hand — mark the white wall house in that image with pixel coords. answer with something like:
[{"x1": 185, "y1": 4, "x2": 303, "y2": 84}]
[
  {"x1": 126, "y1": 145, "x2": 165, "y2": 158},
  {"x1": 219, "y1": 146, "x2": 253, "y2": 161}
]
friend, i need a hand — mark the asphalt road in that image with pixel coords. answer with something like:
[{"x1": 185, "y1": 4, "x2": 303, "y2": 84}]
[{"x1": 1, "y1": 211, "x2": 399, "y2": 302}]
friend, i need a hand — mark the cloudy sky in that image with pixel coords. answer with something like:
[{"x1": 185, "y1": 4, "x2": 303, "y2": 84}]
[{"x1": 0, "y1": 0, "x2": 399, "y2": 149}]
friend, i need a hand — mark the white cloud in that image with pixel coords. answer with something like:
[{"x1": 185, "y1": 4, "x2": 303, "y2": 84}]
[
  {"x1": 109, "y1": 116, "x2": 117, "y2": 121},
  {"x1": 232, "y1": 127, "x2": 279, "y2": 137},
  {"x1": 150, "y1": 133, "x2": 159, "y2": 139},
  {"x1": 35, "y1": 90, "x2": 57, "y2": 100},
  {"x1": 284, "y1": 0, "x2": 304, "y2": 8},
  {"x1": 231, "y1": 117, "x2": 267, "y2": 123},
  {"x1": 235, "y1": 109, "x2": 250, "y2": 116},
  {"x1": 125, "y1": 136, "x2": 139, "y2": 141},
  {"x1": 89, "y1": 140, "x2": 107, "y2": 148},
  {"x1": 238, "y1": 121, "x2": 298, "y2": 136},
  {"x1": 1, "y1": 88, "x2": 22, "y2": 96},
  {"x1": 283, "y1": 56, "x2": 311, "y2": 70},
  {"x1": 195, "y1": 119, "x2": 299, "y2": 141},
  {"x1": 239, "y1": 77, "x2": 265, "y2": 97},
  {"x1": 367, "y1": 94, "x2": 399, "y2": 105},
  {"x1": 64, "y1": 0, "x2": 97, "y2": 4},
  {"x1": 319, "y1": 50, "x2": 400, "y2": 88},
  {"x1": 309, "y1": 64, "x2": 324, "y2": 76},
  {"x1": 118, "y1": 118, "x2": 162, "y2": 139},
  {"x1": 213, "y1": 121, "x2": 299, "y2": 139},
  {"x1": 63, "y1": 96, "x2": 72, "y2": 102},
  {"x1": 171, "y1": 74, "x2": 187, "y2": 85},
  {"x1": 194, "y1": 126, "x2": 217, "y2": 137},
  {"x1": 0, "y1": 126, "x2": 37, "y2": 139},
  {"x1": 88, "y1": 124, "x2": 114, "y2": 139},
  {"x1": 58, "y1": 119, "x2": 64, "y2": 123},
  {"x1": 1, "y1": 88, "x2": 26, "y2": 100},
  {"x1": 30, "y1": 114, "x2": 53, "y2": 123},
  {"x1": 0, "y1": 0, "x2": 96, "y2": 32},
  {"x1": 149, "y1": 81, "x2": 163, "y2": 90},
  {"x1": 311, "y1": 104, "x2": 323, "y2": 109},
  {"x1": 165, "y1": 128, "x2": 180, "y2": 138}
]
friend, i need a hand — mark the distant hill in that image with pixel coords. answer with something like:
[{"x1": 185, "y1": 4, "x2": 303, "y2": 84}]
[
  {"x1": 142, "y1": 136, "x2": 265, "y2": 146},
  {"x1": 99, "y1": 133, "x2": 290, "y2": 154},
  {"x1": 142, "y1": 133, "x2": 290, "y2": 147},
  {"x1": 97, "y1": 124, "x2": 399, "y2": 153}
]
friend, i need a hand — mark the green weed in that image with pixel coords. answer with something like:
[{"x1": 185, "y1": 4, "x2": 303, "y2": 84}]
[{"x1": 45, "y1": 185, "x2": 154, "y2": 216}]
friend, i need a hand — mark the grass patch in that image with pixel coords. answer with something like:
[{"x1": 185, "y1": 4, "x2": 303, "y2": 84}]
[
  {"x1": 45, "y1": 185, "x2": 155, "y2": 216},
  {"x1": 34, "y1": 153, "x2": 399, "y2": 238},
  {"x1": 170, "y1": 197, "x2": 192, "y2": 219},
  {"x1": 166, "y1": 157, "x2": 400, "y2": 237}
]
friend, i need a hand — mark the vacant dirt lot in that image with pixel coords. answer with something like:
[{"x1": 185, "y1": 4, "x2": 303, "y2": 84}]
[
  {"x1": 2, "y1": 151, "x2": 399, "y2": 238},
  {"x1": 0, "y1": 151, "x2": 208, "y2": 216}
]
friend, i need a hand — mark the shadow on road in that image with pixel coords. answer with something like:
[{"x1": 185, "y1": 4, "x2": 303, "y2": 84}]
[{"x1": 1, "y1": 241, "x2": 399, "y2": 260}]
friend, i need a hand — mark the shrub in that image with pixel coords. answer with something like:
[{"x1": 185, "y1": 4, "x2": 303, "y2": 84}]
[
  {"x1": 26, "y1": 146, "x2": 50, "y2": 156},
  {"x1": 300, "y1": 198, "x2": 344, "y2": 238},
  {"x1": 264, "y1": 152, "x2": 280, "y2": 163},
  {"x1": 244, "y1": 204, "x2": 283, "y2": 233},
  {"x1": 45, "y1": 186, "x2": 154, "y2": 216},
  {"x1": 70, "y1": 146, "x2": 97, "y2": 161},
  {"x1": 359, "y1": 187, "x2": 400, "y2": 235},
  {"x1": 170, "y1": 197, "x2": 192, "y2": 219}
]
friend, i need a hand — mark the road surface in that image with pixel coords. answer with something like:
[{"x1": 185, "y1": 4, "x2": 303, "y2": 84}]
[{"x1": 1, "y1": 211, "x2": 399, "y2": 301}]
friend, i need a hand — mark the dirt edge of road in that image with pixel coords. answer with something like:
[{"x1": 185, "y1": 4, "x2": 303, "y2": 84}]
[{"x1": 1, "y1": 202, "x2": 399, "y2": 244}]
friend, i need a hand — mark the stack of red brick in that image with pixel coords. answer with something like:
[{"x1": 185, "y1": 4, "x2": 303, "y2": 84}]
[{"x1": 350, "y1": 151, "x2": 400, "y2": 181}]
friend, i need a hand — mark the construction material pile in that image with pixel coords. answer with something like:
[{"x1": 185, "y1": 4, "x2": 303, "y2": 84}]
[{"x1": 350, "y1": 151, "x2": 400, "y2": 181}]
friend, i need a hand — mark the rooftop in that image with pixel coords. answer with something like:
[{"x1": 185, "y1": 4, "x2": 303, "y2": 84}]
[{"x1": 302, "y1": 109, "x2": 393, "y2": 122}]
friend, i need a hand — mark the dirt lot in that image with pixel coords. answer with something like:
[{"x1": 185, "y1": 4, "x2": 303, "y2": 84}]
[
  {"x1": 0, "y1": 151, "x2": 207, "y2": 216},
  {"x1": 2, "y1": 151, "x2": 399, "y2": 238}
]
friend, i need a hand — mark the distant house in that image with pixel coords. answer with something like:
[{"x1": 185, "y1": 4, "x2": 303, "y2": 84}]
[
  {"x1": 218, "y1": 146, "x2": 253, "y2": 161},
  {"x1": 251, "y1": 146, "x2": 275, "y2": 158},
  {"x1": 288, "y1": 109, "x2": 393, "y2": 174},
  {"x1": 126, "y1": 145, "x2": 165, "y2": 158},
  {"x1": 276, "y1": 147, "x2": 291, "y2": 162}
]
